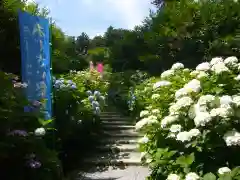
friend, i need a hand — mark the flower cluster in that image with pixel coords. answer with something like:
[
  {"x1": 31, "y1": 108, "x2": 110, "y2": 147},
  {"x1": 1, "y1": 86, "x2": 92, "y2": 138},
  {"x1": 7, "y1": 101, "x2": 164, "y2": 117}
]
[
  {"x1": 87, "y1": 90, "x2": 105, "y2": 115},
  {"x1": 53, "y1": 77, "x2": 77, "y2": 90},
  {"x1": 13, "y1": 82, "x2": 28, "y2": 88},
  {"x1": 127, "y1": 88, "x2": 136, "y2": 111},
  {"x1": 25, "y1": 153, "x2": 41, "y2": 169}
]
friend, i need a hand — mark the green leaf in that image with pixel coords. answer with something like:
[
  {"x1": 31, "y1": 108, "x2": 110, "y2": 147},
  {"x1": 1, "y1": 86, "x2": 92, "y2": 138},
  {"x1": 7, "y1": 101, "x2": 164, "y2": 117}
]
[
  {"x1": 218, "y1": 175, "x2": 232, "y2": 180},
  {"x1": 231, "y1": 167, "x2": 240, "y2": 177},
  {"x1": 38, "y1": 118, "x2": 53, "y2": 126},
  {"x1": 46, "y1": 127, "x2": 57, "y2": 131},
  {"x1": 203, "y1": 173, "x2": 216, "y2": 180},
  {"x1": 175, "y1": 153, "x2": 195, "y2": 168}
]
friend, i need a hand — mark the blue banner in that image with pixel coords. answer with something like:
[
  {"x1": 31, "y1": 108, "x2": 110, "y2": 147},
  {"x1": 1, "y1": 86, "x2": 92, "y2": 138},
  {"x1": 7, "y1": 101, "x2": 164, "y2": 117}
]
[{"x1": 18, "y1": 11, "x2": 52, "y2": 120}]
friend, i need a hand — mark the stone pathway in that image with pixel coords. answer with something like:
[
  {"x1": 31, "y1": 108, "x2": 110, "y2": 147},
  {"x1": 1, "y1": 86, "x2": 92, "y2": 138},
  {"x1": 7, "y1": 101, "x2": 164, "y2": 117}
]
[{"x1": 73, "y1": 111, "x2": 150, "y2": 180}]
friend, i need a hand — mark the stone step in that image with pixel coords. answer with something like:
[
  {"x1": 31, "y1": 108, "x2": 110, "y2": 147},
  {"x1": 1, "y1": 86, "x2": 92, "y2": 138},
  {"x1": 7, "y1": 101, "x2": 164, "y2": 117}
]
[
  {"x1": 96, "y1": 144, "x2": 139, "y2": 153},
  {"x1": 102, "y1": 125, "x2": 135, "y2": 130},
  {"x1": 101, "y1": 120, "x2": 134, "y2": 125},
  {"x1": 101, "y1": 137, "x2": 138, "y2": 145},
  {"x1": 83, "y1": 152, "x2": 143, "y2": 166},
  {"x1": 102, "y1": 130, "x2": 141, "y2": 138},
  {"x1": 100, "y1": 117, "x2": 131, "y2": 121}
]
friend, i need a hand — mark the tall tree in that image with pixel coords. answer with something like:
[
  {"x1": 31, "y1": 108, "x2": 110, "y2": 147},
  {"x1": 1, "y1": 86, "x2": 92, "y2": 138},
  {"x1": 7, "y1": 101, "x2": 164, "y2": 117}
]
[{"x1": 76, "y1": 32, "x2": 90, "y2": 55}]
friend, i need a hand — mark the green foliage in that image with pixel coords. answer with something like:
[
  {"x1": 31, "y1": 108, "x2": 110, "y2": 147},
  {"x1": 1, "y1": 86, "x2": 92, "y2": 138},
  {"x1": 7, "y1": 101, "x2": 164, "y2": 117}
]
[
  {"x1": 0, "y1": 72, "x2": 62, "y2": 180},
  {"x1": 52, "y1": 70, "x2": 109, "y2": 173}
]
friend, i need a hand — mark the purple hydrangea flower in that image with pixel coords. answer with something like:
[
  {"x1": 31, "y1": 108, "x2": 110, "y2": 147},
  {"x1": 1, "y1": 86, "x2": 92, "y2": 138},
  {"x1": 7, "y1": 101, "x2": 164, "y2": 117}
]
[
  {"x1": 8, "y1": 130, "x2": 28, "y2": 137},
  {"x1": 27, "y1": 160, "x2": 41, "y2": 169},
  {"x1": 32, "y1": 100, "x2": 41, "y2": 107}
]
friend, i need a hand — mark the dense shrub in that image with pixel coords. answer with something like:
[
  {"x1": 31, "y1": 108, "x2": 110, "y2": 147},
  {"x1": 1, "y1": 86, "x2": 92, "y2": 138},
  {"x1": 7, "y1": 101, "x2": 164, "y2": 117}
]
[
  {"x1": 109, "y1": 70, "x2": 149, "y2": 114},
  {"x1": 0, "y1": 72, "x2": 62, "y2": 180},
  {"x1": 52, "y1": 70, "x2": 109, "y2": 173},
  {"x1": 0, "y1": 68, "x2": 109, "y2": 179},
  {"x1": 132, "y1": 56, "x2": 240, "y2": 179}
]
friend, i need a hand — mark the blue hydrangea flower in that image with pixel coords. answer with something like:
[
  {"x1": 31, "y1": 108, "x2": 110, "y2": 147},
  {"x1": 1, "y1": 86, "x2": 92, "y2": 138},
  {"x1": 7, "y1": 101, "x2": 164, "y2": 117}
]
[
  {"x1": 86, "y1": 90, "x2": 92, "y2": 96},
  {"x1": 99, "y1": 95, "x2": 105, "y2": 101},
  {"x1": 94, "y1": 91, "x2": 101, "y2": 97},
  {"x1": 92, "y1": 101, "x2": 99, "y2": 107},
  {"x1": 88, "y1": 96, "x2": 94, "y2": 102},
  {"x1": 67, "y1": 80, "x2": 73, "y2": 84},
  {"x1": 71, "y1": 84, "x2": 77, "y2": 89},
  {"x1": 94, "y1": 106, "x2": 101, "y2": 115}
]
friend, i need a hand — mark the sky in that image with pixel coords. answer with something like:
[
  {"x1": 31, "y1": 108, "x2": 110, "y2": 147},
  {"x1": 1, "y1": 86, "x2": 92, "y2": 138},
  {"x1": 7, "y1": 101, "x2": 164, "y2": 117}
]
[{"x1": 30, "y1": 0, "x2": 155, "y2": 38}]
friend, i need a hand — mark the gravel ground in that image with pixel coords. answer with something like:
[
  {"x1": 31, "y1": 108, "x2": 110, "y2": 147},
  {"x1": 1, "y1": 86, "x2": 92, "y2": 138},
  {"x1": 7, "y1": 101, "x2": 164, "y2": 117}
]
[{"x1": 75, "y1": 166, "x2": 150, "y2": 180}]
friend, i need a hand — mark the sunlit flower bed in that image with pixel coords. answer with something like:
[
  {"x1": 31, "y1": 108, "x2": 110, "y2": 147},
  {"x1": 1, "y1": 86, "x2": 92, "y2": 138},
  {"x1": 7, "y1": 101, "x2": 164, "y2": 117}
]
[{"x1": 132, "y1": 57, "x2": 240, "y2": 179}]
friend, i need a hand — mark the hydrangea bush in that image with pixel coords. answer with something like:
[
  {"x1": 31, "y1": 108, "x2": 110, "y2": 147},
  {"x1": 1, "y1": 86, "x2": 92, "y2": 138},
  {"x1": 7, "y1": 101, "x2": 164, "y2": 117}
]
[
  {"x1": 133, "y1": 57, "x2": 240, "y2": 180},
  {"x1": 0, "y1": 72, "x2": 62, "y2": 180},
  {"x1": 52, "y1": 70, "x2": 108, "y2": 173}
]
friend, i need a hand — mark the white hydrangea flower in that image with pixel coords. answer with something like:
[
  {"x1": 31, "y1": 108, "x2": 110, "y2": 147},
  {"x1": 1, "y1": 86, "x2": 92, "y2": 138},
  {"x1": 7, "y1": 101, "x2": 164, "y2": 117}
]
[
  {"x1": 176, "y1": 131, "x2": 192, "y2": 142},
  {"x1": 169, "y1": 104, "x2": 181, "y2": 115},
  {"x1": 152, "y1": 94, "x2": 160, "y2": 100},
  {"x1": 175, "y1": 88, "x2": 188, "y2": 99},
  {"x1": 197, "y1": 71, "x2": 208, "y2": 79},
  {"x1": 146, "y1": 158, "x2": 152, "y2": 163},
  {"x1": 224, "y1": 56, "x2": 238, "y2": 69},
  {"x1": 171, "y1": 62, "x2": 184, "y2": 70},
  {"x1": 161, "y1": 70, "x2": 175, "y2": 79},
  {"x1": 34, "y1": 128, "x2": 46, "y2": 136},
  {"x1": 194, "y1": 112, "x2": 212, "y2": 127},
  {"x1": 135, "y1": 116, "x2": 158, "y2": 130},
  {"x1": 232, "y1": 95, "x2": 240, "y2": 107},
  {"x1": 196, "y1": 62, "x2": 210, "y2": 71},
  {"x1": 153, "y1": 80, "x2": 171, "y2": 89},
  {"x1": 161, "y1": 115, "x2": 179, "y2": 128},
  {"x1": 210, "y1": 57, "x2": 224, "y2": 66},
  {"x1": 140, "y1": 152, "x2": 147, "y2": 160},
  {"x1": 190, "y1": 70, "x2": 200, "y2": 77},
  {"x1": 220, "y1": 95, "x2": 233, "y2": 106},
  {"x1": 167, "y1": 133, "x2": 176, "y2": 139},
  {"x1": 183, "y1": 68, "x2": 190, "y2": 73},
  {"x1": 223, "y1": 130, "x2": 240, "y2": 146},
  {"x1": 176, "y1": 96, "x2": 194, "y2": 108},
  {"x1": 176, "y1": 129, "x2": 200, "y2": 142},
  {"x1": 238, "y1": 63, "x2": 240, "y2": 71},
  {"x1": 138, "y1": 135, "x2": 149, "y2": 144},
  {"x1": 185, "y1": 172, "x2": 200, "y2": 180},
  {"x1": 170, "y1": 97, "x2": 193, "y2": 115},
  {"x1": 188, "y1": 104, "x2": 208, "y2": 119},
  {"x1": 218, "y1": 167, "x2": 231, "y2": 175},
  {"x1": 210, "y1": 105, "x2": 234, "y2": 118},
  {"x1": 148, "y1": 115, "x2": 158, "y2": 121},
  {"x1": 234, "y1": 74, "x2": 240, "y2": 81},
  {"x1": 198, "y1": 95, "x2": 216, "y2": 107},
  {"x1": 211, "y1": 62, "x2": 230, "y2": 74},
  {"x1": 146, "y1": 105, "x2": 153, "y2": 110},
  {"x1": 184, "y1": 79, "x2": 201, "y2": 94},
  {"x1": 169, "y1": 124, "x2": 182, "y2": 133},
  {"x1": 140, "y1": 110, "x2": 149, "y2": 118},
  {"x1": 152, "y1": 109, "x2": 160, "y2": 114},
  {"x1": 188, "y1": 105, "x2": 197, "y2": 119},
  {"x1": 167, "y1": 174, "x2": 181, "y2": 180},
  {"x1": 189, "y1": 129, "x2": 201, "y2": 137}
]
